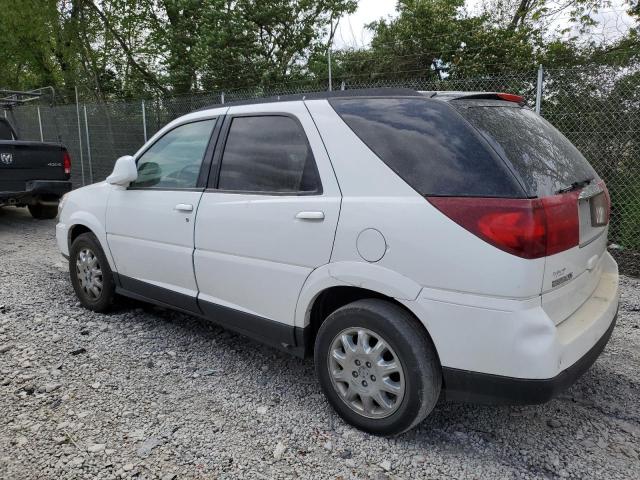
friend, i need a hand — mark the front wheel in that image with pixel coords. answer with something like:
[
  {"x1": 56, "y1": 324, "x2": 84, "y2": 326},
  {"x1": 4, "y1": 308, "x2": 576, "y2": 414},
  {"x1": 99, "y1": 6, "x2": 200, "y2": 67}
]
[
  {"x1": 69, "y1": 233, "x2": 116, "y2": 312},
  {"x1": 314, "y1": 299, "x2": 441, "y2": 436}
]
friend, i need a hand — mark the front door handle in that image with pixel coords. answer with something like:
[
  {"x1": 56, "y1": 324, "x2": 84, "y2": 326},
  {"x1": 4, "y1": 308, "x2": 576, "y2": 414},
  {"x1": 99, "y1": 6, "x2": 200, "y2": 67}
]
[
  {"x1": 175, "y1": 203, "x2": 194, "y2": 212},
  {"x1": 295, "y1": 211, "x2": 324, "y2": 220}
]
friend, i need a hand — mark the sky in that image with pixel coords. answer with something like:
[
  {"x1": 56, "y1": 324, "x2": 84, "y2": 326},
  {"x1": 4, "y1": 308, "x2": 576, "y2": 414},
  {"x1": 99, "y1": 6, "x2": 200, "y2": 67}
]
[
  {"x1": 332, "y1": 0, "x2": 635, "y2": 49},
  {"x1": 334, "y1": 0, "x2": 397, "y2": 48}
]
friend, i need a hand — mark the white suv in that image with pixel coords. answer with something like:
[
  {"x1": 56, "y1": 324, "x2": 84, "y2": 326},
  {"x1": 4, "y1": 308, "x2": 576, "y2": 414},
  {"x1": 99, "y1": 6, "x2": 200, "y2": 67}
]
[{"x1": 56, "y1": 89, "x2": 619, "y2": 435}]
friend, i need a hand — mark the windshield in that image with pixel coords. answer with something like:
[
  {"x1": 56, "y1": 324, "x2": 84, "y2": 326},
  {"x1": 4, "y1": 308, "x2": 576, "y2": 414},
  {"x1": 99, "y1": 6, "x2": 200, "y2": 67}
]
[{"x1": 454, "y1": 101, "x2": 598, "y2": 197}]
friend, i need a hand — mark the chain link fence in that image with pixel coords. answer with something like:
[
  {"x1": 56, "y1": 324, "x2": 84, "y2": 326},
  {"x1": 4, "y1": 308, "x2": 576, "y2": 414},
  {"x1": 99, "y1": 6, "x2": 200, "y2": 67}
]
[{"x1": 5, "y1": 65, "x2": 640, "y2": 276}]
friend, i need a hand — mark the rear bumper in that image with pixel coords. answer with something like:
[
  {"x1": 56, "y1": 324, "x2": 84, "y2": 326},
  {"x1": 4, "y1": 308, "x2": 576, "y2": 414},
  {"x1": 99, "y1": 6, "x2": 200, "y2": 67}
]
[
  {"x1": 442, "y1": 309, "x2": 617, "y2": 404},
  {"x1": 403, "y1": 251, "x2": 619, "y2": 404},
  {"x1": 0, "y1": 180, "x2": 71, "y2": 202}
]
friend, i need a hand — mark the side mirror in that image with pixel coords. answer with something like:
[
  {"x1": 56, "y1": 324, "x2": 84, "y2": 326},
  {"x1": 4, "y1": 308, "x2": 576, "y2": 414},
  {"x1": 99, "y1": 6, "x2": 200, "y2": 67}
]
[{"x1": 106, "y1": 155, "x2": 137, "y2": 186}]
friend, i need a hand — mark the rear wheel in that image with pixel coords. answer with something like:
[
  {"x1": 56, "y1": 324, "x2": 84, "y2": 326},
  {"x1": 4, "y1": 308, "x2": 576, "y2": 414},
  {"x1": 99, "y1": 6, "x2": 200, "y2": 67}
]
[
  {"x1": 314, "y1": 299, "x2": 441, "y2": 436},
  {"x1": 28, "y1": 203, "x2": 58, "y2": 219},
  {"x1": 69, "y1": 233, "x2": 116, "y2": 312}
]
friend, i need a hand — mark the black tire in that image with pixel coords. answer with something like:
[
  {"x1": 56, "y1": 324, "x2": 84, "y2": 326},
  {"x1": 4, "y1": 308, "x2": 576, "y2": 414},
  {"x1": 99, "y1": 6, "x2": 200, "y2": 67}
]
[
  {"x1": 28, "y1": 203, "x2": 58, "y2": 219},
  {"x1": 69, "y1": 232, "x2": 116, "y2": 312},
  {"x1": 314, "y1": 299, "x2": 441, "y2": 436}
]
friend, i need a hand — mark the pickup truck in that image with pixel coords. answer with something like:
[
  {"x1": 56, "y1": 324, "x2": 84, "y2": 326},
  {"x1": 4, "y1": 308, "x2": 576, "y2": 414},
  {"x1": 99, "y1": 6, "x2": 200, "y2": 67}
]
[{"x1": 0, "y1": 117, "x2": 72, "y2": 219}]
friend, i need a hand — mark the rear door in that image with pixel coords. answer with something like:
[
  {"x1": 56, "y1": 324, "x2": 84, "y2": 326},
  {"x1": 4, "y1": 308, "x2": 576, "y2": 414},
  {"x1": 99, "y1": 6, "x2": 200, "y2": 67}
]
[
  {"x1": 454, "y1": 101, "x2": 609, "y2": 322},
  {"x1": 194, "y1": 102, "x2": 341, "y2": 331},
  {"x1": 106, "y1": 116, "x2": 220, "y2": 312}
]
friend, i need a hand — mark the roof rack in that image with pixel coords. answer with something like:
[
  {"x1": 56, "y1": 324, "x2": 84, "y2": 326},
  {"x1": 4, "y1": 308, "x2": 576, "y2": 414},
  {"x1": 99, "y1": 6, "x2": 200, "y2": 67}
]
[
  {"x1": 0, "y1": 87, "x2": 55, "y2": 109},
  {"x1": 198, "y1": 87, "x2": 423, "y2": 110}
]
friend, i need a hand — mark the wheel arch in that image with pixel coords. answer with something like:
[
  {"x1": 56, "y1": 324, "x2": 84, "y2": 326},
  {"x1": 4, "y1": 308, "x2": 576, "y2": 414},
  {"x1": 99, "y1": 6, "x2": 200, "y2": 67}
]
[
  {"x1": 66, "y1": 212, "x2": 117, "y2": 272},
  {"x1": 295, "y1": 262, "x2": 439, "y2": 360}
]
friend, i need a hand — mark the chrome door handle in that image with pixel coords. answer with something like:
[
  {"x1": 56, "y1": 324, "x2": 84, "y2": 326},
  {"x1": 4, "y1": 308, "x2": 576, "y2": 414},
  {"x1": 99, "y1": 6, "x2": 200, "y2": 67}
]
[
  {"x1": 174, "y1": 203, "x2": 194, "y2": 212},
  {"x1": 295, "y1": 211, "x2": 324, "y2": 220}
]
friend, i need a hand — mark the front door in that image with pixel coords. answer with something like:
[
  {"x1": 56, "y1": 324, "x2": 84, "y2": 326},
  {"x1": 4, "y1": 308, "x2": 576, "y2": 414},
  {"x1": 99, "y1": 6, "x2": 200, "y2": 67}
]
[{"x1": 106, "y1": 117, "x2": 219, "y2": 312}]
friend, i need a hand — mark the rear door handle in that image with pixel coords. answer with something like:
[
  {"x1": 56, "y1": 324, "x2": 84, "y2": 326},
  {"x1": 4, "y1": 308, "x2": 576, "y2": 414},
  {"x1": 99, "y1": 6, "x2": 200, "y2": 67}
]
[
  {"x1": 295, "y1": 211, "x2": 324, "y2": 220},
  {"x1": 174, "y1": 203, "x2": 194, "y2": 212}
]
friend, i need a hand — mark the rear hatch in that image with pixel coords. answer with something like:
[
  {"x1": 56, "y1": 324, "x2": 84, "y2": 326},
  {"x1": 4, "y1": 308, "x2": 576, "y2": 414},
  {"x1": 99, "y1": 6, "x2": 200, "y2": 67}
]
[
  {"x1": 454, "y1": 100, "x2": 610, "y2": 324},
  {"x1": 0, "y1": 141, "x2": 70, "y2": 193}
]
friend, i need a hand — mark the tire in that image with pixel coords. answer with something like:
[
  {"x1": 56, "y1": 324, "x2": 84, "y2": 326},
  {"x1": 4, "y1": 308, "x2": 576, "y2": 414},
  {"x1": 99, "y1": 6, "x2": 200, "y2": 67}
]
[
  {"x1": 69, "y1": 233, "x2": 116, "y2": 312},
  {"x1": 28, "y1": 203, "x2": 58, "y2": 219},
  {"x1": 314, "y1": 299, "x2": 441, "y2": 436}
]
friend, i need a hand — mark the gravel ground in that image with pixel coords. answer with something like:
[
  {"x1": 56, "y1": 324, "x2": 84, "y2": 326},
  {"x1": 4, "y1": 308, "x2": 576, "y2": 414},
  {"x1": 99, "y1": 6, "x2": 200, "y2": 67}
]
[{"x1": 1, "y1": 206, "x2": 639, "y2": 480}]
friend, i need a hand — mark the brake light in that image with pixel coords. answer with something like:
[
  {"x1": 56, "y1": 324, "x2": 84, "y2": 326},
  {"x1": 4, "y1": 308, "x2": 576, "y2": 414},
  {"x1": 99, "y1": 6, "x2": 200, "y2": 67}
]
[
  {"x1": 63, "y1": 149, "x2": 71, "y2": 175},
  {"x1": 540, "y1": 191, "x2": 580, "y2": 256},
  {"x1": 496, "y1": 93, "x2": 524, "y2": 104},
  {"x1": 427, "y1": 193, "x2": 579, "y2": 259}
]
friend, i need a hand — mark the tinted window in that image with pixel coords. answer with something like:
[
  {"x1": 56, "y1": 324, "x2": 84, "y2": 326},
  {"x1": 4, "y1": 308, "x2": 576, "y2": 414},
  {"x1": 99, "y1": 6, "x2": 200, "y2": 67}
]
[
  {"x1": 454, "y1": 102, "x2": 598, "y2": 197},
  {"x1": 217, "y1": 116, "x2": 321, "y2": 193},
  {"x1": 131, "y1": 119, "x2": 215, "y2": 189},
  {"x1": 0, "y1": 120, "x2": 14, "y2": 140},
  {"x1": 330, "y1": 98, "x2": 523, "y2": 197}
]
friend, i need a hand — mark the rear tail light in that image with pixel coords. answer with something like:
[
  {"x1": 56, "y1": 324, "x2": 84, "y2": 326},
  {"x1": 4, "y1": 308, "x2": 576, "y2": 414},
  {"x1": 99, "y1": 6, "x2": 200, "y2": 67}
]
[
  {"x1": 427, "y1": 192, "x2": 580, "y2": 259},
  {"x1": 540, "y1": 192, "x2": 580, "y2": 256},
  {"x1": 63, "y1": 149, "x2": 71, "y2": 175}
]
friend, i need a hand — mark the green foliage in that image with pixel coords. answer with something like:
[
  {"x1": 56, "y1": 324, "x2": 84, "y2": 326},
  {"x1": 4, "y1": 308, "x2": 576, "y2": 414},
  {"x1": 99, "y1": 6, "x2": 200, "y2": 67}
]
[{"x1": 0, "y1": 0, "x2": 356, "y2": 99}]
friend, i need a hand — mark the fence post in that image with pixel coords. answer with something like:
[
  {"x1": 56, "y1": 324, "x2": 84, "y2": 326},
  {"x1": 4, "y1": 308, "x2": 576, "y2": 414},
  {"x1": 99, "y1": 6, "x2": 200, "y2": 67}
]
[
  {"x1": 340, "y1": 81, "x2": 345, "y2": 91},
  {"x1": 141, "y1": 100, "x2": 147, "y2": 142},
  {"x1": 83, "y1": 105, "x2": 93, "y2": 183},
  {"x1": 221, "y1": 91, "x2": 225, "y2": 105},
  {"x1": 535, "y1": 64, "x2": 544, "y2": 115},
  {"x1": 75, "y1": 87, "x2": 85, "y2": 186},
  {"x1": 36, "y1": 106, "x2": 44, "y2": 141}
]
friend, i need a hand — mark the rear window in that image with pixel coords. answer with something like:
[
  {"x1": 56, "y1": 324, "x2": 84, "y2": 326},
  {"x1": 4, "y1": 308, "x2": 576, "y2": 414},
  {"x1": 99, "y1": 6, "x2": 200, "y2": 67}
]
[
  {"x1": 329, "y1": 98, "x2": 523, "y2": 197},
  {"x1": 454, "y1": 102, "x2": 598, "y2": 197}
]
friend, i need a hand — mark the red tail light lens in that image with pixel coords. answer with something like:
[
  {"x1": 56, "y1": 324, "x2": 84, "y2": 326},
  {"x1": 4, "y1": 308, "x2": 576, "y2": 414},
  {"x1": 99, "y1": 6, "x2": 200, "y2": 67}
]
[
  {"x1": 63, "y1": 149, "x2": 71, "y2": 175},
  {"x1": 427, "y1": 193, "x2": 580, "y2": 259},
  {"x1": 540, "y1": 191, "x2": 580, "y2": 256}
]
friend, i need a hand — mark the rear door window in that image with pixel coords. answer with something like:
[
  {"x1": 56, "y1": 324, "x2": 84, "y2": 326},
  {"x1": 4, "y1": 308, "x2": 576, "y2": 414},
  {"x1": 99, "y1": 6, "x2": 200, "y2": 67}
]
[
  {"x1": 216, "y1": 115, "x2": 321, "y2": 194},
  {"x1": 329, "y1": 97, "x2": 524, "y2": 197},
  {"x1": 453, "y1": 102, "x2": 598, "y2": 197}
]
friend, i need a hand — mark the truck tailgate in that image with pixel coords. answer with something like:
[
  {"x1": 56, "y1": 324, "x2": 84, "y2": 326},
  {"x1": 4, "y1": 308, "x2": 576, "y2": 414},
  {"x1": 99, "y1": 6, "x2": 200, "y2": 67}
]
[{"x1": 0, "y1": 141, "x2": 68, "y2": 192}]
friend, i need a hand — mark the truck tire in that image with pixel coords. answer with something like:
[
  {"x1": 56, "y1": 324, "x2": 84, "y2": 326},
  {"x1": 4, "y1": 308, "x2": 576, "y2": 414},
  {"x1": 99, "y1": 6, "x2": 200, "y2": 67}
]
[
  {"x1": 28, "y1": 203, "x2": 58, "y2": 219},
  {"x1": 69, "y1": 233, "x2": 116, "y2": 312},
  {"x1": 314, "y1": 299, "x2": 441, "y2": 436}
]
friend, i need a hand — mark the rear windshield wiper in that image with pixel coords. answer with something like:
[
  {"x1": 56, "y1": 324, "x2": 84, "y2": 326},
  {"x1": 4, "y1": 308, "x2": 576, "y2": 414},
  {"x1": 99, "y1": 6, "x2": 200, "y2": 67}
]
[{"x1": 556, "y1": 178, "x2": 593, "y2": 194}]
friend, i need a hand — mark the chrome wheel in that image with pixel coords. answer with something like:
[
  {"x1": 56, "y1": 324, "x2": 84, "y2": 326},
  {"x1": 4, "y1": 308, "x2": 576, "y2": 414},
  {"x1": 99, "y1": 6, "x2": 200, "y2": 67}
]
[
  {"x1": 327, "y1": 327, "x2": 406, "y2": 419},
  {"x1": 76, "y1": 248, "x2": 103, "y2": 300}
]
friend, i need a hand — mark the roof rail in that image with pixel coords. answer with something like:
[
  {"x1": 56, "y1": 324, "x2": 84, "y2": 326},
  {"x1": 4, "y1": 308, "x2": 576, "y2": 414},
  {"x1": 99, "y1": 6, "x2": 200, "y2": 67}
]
[{"x1": 197, "y1": 87, "x2": 422, "y2": 110}]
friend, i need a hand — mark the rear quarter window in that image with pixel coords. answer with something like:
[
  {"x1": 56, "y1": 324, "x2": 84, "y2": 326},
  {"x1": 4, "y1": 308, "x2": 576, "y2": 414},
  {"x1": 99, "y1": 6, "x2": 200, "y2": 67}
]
[
  {"x1": 329, "y1": 97, "x2": 524, "y2": 197},
  {"x1": 453, "y1": 101, "x2": 598, "y2": 197}
]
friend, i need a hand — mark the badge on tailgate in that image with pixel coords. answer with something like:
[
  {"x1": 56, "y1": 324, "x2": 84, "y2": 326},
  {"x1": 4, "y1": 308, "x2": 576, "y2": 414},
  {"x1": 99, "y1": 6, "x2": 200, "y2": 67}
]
[{"x1": 0, "y1": 153, "x2": 13, "y2": 165}]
